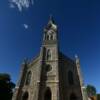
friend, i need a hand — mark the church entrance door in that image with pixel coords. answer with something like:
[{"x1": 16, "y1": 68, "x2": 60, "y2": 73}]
[{"x1": 44, "y1": 88, "x2": 51, "y2": 100}]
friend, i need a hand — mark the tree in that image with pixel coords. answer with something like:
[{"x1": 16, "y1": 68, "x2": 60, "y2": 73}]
[
  {"x1": 97, "y1": 94, "x2": 100, "y2": 100},
  {"x1": 0, "y1": 73, "x2": 15, "y2": 100},
  {"x1": 86, "y1": 85, "x2": 96, "y2": 97}
]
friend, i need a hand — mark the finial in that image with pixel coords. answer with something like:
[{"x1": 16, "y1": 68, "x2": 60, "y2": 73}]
[
  {"x1": 22, "y1": 58, "x2": 28, "y2": 65},
  {"x1": 75, "y1": 54, "x2": 78, "y2": 59},
  {"x1": 49, "y1": 14, "x2": 55, "y2": 24},
  {"x1": 75, "y1": 54, "x2": 80, "y2": 64},
  {"x1": 49, "y1": 14, "x2": 53, "y2": 20}
]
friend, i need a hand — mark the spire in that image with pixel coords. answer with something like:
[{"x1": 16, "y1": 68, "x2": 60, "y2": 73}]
[
  {"x1": 75, "y1": 54, "x2": 84, "y2": 86},
  {"x1": 75, "y1": 54, "x2": 80, "y2": 65},
  {"x1": 44, "y1": 15, "x2": 57, "y2": 33},
  {"x1": 22, "y1": 58, "x2": 29, "y2": 65},
  {"x1": 43, "y1": 16, "x2": 58, "y2": 44},
  {"x1": 48, "y1": 14, "x2": 55, "y2": 25},
  {"x1": 75, "y1": 55, "x2": 88, "y2": 100}
]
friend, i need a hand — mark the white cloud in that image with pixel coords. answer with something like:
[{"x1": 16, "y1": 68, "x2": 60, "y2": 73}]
[
  {"x1": 23, "y1": 24, "x2": 29, "y2": 29},
  {"x1": 9, "y1": 0, "x2": 34, "y2": 11},
  {"x1": 9, "y1": 3, "x2": 15, "y2": 8}
]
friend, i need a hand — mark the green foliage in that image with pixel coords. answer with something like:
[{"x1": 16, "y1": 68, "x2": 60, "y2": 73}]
[
  {"x1": 0, "y1": 73, "x2": 15, "y2": 100},
  {"x1": 86, "y1": 85, "x2": 96, "y2": 97},
  {"x1": 97, "y1": 94, "x2": 100, "y2": 100}
]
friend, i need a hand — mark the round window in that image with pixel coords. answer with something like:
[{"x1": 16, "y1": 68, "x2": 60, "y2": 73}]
[{"x1": 46, "y1": 64, "x2": 52, "y2": 72}]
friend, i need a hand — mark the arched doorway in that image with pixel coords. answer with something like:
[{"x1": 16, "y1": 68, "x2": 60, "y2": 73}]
[
  {"x1": 44, "y1": 87, "x2": 51, "y2": 100},
  {"x1": 70, "y1": 93, "x2": 77, "y2": 100},
  {"x1": 22, "y1": 92, "x2": 28, "y2": 100}
]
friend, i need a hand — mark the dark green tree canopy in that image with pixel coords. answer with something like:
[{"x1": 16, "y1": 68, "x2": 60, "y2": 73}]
[
  {"x1": 97, "y1": 94, "x2": 100, "y2": 100},
  {"x1": 86, "y1": 84, "x2": 96, "y2": 97},
  {"x1": 0, "y1": 73, "x2": 15, "y2": 100}
]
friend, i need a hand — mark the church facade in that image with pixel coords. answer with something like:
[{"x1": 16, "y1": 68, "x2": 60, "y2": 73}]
[{"x1": 12, "y1": 17, "x2": 87, "y2": 100}]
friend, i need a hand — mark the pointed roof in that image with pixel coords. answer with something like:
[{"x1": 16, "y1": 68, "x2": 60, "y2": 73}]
[
  {"x1": 48, "y1": 15, "x2": 55, "y2": 25},
  {"x1": 44, "y1": 15, "x2": 57, "y2": 32}
]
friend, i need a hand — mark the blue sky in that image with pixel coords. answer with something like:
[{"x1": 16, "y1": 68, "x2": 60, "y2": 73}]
[{"x1": 0, "y1": 0, "x2": 100, "y2": 93}]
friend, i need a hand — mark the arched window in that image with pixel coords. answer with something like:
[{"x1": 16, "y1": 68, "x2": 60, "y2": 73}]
[
  {"x1": 25, "y1": 71, "x2": 32, "y2": 85},
  {"x1": 43, "y1": 47, "x2": 46, "y2": 60},
  {"x1": 47, "y1": 49, "x2": 51, "y2": 60},
  {"x1": 47, "y1": 35, "x2": 49, "y2": 40},
  {"x1": 44, "y1": 87, "x2": 51, "y2": 100},
  {"x1": 68, "y1": 71, "x2": 74, "y2": 85},
  {"x1": 45, "y1": 64, "x2": 52, "y2": 72},
  {"x1": 50, "y1": 35, "x2": 53, "y2": 40},
  {"x1": 22, "y1": 92, "x2": 29, "y2": 100},
  {"x1": 70, "y1": 93, "x2": 77, "y2": 100}
]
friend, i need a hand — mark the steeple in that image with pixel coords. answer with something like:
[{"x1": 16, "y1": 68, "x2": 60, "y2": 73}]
[
  {"x1": 75, "y1": 54, "x2": 84, "y2": 86},
  {"x1": 43, "y1": 16, "x2": 58, "y2": 45},
  {"x1": 75, "y1": 55, "x2": 88, "y2": 100},
  {"x1": 47, "y1": 15, "x2": 55, "y2": 26},
  {"x1": 41, "y1": 16, "x2": 59, "y2": 61},
  {"x1": 75, "y1": 54, "x2": 80, "y2": 65}
]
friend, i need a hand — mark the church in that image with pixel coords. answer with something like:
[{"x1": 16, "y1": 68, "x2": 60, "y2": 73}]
[{"x1": 12, "y1": 17, "x2": 88, "y2": 100}]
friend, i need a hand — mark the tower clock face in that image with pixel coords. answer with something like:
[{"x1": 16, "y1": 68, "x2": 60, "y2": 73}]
[{"x1": 45, "y1": 64, "x2": 52, "y2": 72}]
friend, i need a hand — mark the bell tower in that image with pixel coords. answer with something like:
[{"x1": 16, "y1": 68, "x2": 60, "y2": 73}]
[
  {"x1": 41, "y1": 15, "x2": 59, "y2": 60},
  {"x1": 43, "y1": 16, "x2": 58, "y2": 43},
  {"x1": 38, "y1": 16, "x2": 59, "y2": 100}
]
